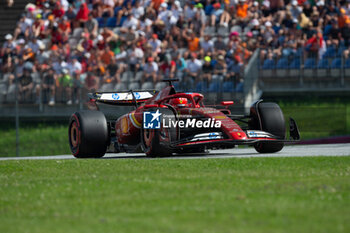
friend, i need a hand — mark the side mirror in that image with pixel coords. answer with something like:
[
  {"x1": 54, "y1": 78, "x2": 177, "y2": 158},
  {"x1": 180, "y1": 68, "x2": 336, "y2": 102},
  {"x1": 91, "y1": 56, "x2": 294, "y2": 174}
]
[{"x1": 221, "y1": 101, "x2": 234, "y2": 106}]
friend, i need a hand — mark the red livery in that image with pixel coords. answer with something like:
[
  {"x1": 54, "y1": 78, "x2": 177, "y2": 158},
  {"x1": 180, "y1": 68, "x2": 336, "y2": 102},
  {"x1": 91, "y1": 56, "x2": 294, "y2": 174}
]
[{"x1": 68, "y1": 79, "x2": 300, "y2": 158}]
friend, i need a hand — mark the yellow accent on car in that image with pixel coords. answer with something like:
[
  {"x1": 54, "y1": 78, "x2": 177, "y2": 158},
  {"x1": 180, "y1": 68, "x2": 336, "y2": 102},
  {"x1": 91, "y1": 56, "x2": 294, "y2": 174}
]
[
  {"x1": 131, "y1": 112, "x2": 142, "y2": 127},
  {"x1": 214, "y1": 116, "x2": 226, "y2": 119},
  {"x1": 121, "y1": 117, "x2": 129, "y2": 134}
]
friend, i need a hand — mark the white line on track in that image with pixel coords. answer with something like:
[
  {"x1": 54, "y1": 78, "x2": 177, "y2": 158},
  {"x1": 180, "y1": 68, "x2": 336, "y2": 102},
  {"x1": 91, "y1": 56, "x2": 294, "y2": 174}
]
[{"x1": 0, "y1": 143, "x2": 349, "y2": 161}]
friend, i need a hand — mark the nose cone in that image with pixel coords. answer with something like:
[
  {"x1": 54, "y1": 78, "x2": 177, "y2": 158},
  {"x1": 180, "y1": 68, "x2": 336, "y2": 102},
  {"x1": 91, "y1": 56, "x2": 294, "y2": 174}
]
[{"x1": 229, "y1": 131, "x2": 248, "y2": 140}]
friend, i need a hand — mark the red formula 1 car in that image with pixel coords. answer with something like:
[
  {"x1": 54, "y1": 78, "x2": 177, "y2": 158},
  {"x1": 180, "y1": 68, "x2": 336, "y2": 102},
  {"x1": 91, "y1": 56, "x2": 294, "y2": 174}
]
[{"x1": 68, "y1": 79, "x2": 300, "y2": 158}]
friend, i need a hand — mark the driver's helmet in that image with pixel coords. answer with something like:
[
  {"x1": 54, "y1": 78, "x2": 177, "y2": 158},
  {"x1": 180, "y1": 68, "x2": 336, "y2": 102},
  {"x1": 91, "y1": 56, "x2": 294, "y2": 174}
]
[{"x1": 169, "y1": 97, "x2": 188, "y2": 108}]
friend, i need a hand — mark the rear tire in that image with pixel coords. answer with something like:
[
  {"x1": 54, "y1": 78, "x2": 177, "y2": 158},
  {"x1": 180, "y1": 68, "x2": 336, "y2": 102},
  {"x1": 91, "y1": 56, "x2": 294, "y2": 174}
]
[
  {"x1": 141, "y1": 108, "x2": 177, "y2": 157},
  {"x1": 69, "y1": 111, "x2": 108, "y2": 158},
  {"x1": 249, "y1": 102, "x2": 285, "y2": 153}
]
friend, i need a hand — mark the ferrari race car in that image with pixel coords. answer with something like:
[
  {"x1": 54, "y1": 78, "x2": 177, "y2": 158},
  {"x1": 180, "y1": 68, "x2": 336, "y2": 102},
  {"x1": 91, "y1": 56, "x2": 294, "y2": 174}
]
[{"x1": 68, "y1": 79, "x2": 300, "y2": 158}]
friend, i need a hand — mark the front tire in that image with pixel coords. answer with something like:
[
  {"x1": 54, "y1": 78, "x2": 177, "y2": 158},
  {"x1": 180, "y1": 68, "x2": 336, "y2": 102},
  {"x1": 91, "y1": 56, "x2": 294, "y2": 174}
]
[
  {"x1": 249, "y1": 102, "x2": 285, "y2": 153},
  {"x1": 69, "y1": 110, "x2": 108, "y2": 158},
  {"x1": 141, "y1": 108, "x2": 177, "y2": 157}
]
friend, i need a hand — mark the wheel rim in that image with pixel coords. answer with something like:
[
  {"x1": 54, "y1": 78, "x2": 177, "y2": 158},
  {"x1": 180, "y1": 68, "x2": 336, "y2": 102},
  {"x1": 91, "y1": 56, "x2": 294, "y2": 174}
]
[
  {"x1": 70, "y1": 122, "x2": 79, "y2": 147},
  {"x1": 69, "y1": 116, "x2": 81, "y2": 156},
  {"x1": 143, "y1": 129, "x2": 153, "y2": 148}
]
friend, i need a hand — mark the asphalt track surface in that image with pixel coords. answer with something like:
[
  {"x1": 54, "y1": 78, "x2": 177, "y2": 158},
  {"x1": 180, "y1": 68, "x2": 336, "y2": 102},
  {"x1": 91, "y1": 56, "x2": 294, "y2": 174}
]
[{"x1": 0, "y1": 143, "x2": 349, "y2": 161}]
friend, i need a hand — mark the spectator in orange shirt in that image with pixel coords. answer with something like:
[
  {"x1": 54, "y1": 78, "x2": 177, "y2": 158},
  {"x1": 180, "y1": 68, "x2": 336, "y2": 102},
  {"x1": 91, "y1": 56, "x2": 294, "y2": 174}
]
[
  {"x1": 22, "y1": 47, "x2": 35, "y2": 62},
  {"x1": 59, "y1": 16, "x2": 71, "y2": 34},
  {"x1": 183, "y1": 29, "x2": 200, "y2": 52},
  {"x1": 151, "y1": 0, "x2": 164, "y2": 11},
  {"x1": 338, "y1": 8, "x2": 349, "y2": 29},
  {"x1": 100, "y1": 46, "x2": 114, "y2": 65},
  {"x1": 58, "y1": 16, "x2": 71, "y2": 43},
  {"x1": 236, "y1": 0, "x2": 251, "y2": 22}
]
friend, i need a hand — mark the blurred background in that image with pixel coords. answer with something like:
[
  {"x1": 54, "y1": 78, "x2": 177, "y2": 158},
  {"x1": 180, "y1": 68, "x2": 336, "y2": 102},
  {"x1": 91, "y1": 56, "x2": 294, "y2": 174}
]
[{"x1": 0, "y1": 0, "x2": 349, "y2": 156}]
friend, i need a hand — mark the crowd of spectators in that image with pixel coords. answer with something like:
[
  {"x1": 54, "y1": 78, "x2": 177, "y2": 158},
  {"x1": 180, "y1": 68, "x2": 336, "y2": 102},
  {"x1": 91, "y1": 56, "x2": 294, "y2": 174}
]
[
  {"x1": 1, "y1": 0, "x2": 350, "y2": 105},
  {"x1": 259, "y1": 0, "x2": 350, "y2": 70}
]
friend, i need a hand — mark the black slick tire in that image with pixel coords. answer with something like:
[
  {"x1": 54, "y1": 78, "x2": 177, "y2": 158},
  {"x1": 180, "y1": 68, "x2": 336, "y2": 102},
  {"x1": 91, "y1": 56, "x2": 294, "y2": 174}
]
[
  {"x1": 68, "y1": 110, "x2": 108, "y2": 158},
  {"x1": 251, "y1": 102, "x2": 286, "y2": 153}
]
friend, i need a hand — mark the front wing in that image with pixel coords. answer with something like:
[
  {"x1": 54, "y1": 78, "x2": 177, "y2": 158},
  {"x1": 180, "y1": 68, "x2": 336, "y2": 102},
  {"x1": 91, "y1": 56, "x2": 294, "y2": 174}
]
[{"x1": 171, "y1": 118, "x2": 300, "y2": 149}]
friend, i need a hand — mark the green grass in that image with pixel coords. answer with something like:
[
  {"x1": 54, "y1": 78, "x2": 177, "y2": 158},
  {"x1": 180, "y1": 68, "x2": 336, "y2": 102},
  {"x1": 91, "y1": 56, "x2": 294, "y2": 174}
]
[
  {"x1": 0, "y1": 123, "x2": 70, "y2": 157},
  {"x1": 275, "y1": 98, "x2": 350, "y2": 139},
  {"x1": 280, "y1": 104, "x2": 350, "y2": 139},
  {"x1": 0, "y1": 157, "x2": 349, "y2": 233}
]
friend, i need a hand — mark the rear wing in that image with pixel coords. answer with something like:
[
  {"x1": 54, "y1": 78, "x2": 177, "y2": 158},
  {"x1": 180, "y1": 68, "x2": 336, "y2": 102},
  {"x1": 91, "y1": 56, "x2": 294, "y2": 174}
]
[{"x1": 88, "y1": 90, "x2": 157, "y2": 106}]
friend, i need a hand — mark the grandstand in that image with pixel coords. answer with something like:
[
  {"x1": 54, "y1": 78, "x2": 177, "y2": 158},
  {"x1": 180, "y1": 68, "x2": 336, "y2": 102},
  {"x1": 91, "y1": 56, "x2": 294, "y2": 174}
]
[{"x1": 1, "y1": 0, "x2": 350, "y2": 117}]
